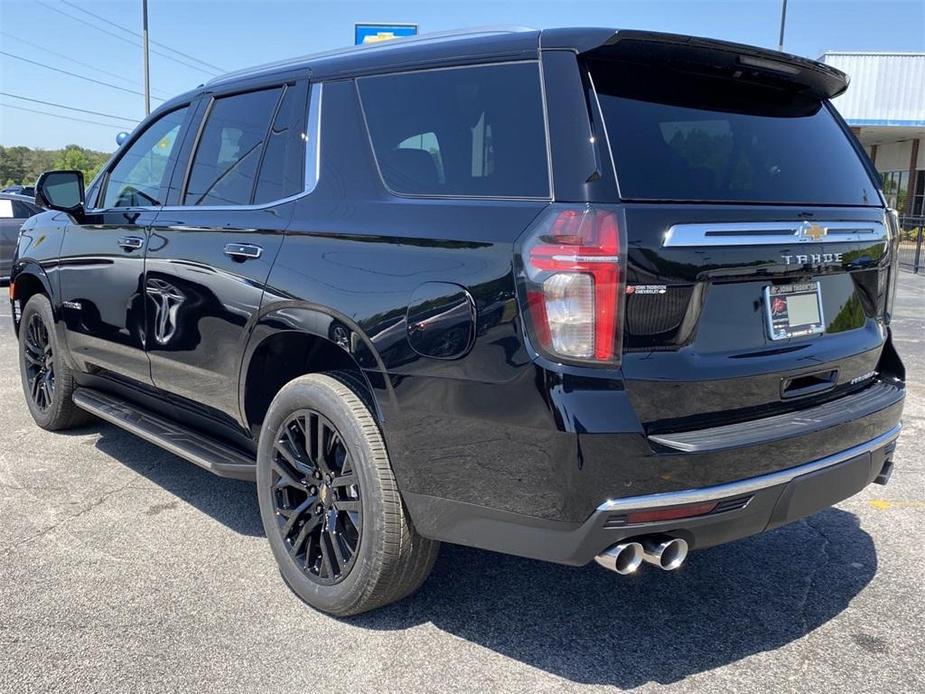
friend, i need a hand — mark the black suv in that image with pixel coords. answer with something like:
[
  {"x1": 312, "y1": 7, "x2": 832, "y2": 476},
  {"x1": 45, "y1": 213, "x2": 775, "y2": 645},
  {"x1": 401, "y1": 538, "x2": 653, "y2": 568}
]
[{"x1": 12, "y1": 28, "x2": 905, "y2": 615}]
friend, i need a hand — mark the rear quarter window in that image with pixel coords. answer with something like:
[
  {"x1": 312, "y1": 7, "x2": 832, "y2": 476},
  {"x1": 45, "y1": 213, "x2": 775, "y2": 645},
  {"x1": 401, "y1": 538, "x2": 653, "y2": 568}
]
[
  {"x1": 358, "y1": 62, "x2": 550, "y2": 198},
  {"x1": 590, "y1": 60, "x2": 879, "y2": 206}
]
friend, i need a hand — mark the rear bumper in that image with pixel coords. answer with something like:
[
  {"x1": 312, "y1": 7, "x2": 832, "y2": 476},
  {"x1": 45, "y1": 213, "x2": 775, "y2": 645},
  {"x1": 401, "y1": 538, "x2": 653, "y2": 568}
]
[
  {"x1": 596, "y1": 423, "x2": 900, "y2": 515},
  {"x1": 408, "y1": 424, "x2": 900, "y2": 565}
]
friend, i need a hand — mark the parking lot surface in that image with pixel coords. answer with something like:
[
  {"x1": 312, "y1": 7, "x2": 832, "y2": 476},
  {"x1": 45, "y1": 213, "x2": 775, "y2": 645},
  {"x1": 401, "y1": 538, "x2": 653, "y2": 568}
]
[{"x1": 1, "y1": 277, "x2": 923, "y2": 694}]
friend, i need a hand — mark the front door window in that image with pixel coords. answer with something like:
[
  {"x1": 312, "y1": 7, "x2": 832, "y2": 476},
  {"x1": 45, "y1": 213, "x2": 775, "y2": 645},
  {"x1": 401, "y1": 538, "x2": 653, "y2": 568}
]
[{"x1": 101, "y1": 106, "x2": 189, "y2": 209}]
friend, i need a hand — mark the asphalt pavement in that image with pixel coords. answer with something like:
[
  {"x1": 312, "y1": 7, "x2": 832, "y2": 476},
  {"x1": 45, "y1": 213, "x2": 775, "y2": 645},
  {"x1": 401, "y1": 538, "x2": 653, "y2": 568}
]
[{"x1": 1, "y1": 276, "x2": 923, "y2": 693}]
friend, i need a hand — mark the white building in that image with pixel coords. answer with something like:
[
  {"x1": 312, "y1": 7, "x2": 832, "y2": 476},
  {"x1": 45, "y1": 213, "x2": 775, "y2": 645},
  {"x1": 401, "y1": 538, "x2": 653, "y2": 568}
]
[{"x1": 820, "y1": 52, "x2": 924, "y2": 216}]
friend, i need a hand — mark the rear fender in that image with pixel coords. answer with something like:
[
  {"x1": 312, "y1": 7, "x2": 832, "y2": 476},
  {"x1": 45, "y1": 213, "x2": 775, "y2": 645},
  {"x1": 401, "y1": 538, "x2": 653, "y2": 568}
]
[{"x1": 239, "y1": 301, "x2": 394, "y2": 431}]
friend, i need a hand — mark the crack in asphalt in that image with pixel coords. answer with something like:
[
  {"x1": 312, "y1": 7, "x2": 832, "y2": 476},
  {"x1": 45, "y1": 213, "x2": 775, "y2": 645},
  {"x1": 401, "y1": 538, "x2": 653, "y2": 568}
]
[
  {"x1": 0, "y1": 480, "x2": 136, "y2": 557},
  {"x1": 797, "y1": 518, "x2": 832, "y2": 630},
  {"x1": 0, "y1": 484, "x2": 75, "y2": 491},
  {"x1": 789, "y1": 518, "x2": 834, "y2": 679}
]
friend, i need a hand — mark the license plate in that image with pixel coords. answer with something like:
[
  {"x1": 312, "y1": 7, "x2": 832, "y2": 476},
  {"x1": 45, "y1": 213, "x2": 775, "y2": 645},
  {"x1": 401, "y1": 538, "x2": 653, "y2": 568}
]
[{"x1": 764, "y1": 282, "x2": 825, "y2": 341}]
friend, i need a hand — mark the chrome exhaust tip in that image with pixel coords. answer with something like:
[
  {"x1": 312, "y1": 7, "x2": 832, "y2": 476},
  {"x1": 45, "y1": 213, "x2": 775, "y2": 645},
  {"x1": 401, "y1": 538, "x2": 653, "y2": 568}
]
[
  {"x1": 640, "y1": 536, "x2": 688, "y2": 571},
  {"x1": 594, "y1": 541, "x2": 644, "y2": 575}
]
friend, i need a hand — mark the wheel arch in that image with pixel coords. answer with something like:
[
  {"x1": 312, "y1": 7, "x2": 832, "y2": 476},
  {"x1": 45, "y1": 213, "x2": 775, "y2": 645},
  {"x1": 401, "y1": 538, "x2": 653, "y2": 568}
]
[
  {"x1": 9, "y1": 263, "x2": 55, "y2": 335},
  {"x1": 239, "y1": 301, "x2": 394, "y2": 439}
]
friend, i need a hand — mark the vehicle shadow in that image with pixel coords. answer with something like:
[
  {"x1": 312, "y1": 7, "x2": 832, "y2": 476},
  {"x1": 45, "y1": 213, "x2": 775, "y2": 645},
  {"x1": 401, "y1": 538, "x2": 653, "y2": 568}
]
[
  {"x1": 354, "y1": 507, "x2": 875, "y2": 688},
  {"x1": 89, "y1": 421, "x2": 264, "y2": 537},
  {"x1": 88, "y1": 421, "x2": 875, "y2": 687}
]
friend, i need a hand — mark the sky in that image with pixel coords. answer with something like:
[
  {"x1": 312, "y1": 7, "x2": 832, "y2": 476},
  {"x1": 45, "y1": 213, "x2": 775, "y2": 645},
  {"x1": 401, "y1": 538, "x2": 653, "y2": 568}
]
[{"x1": 0, "y1": 0, "x2": 923, "y2": 152}]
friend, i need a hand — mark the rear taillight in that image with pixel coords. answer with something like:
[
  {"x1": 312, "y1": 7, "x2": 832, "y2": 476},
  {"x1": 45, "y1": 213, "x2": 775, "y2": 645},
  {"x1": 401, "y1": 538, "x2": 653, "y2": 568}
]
[{"x1": 517, "y1": 205, "x2": 626, "y2": 366}]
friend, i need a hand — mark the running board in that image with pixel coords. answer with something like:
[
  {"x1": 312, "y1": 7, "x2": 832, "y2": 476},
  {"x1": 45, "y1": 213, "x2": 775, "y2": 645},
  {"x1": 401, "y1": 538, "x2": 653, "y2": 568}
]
[{"x1": 72, "y1": 388, "x2": 257, "y2": 481}]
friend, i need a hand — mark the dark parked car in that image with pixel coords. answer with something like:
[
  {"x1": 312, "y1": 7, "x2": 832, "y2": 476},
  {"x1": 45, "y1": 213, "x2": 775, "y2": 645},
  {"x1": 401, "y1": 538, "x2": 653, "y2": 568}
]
[
  {"x1": 1, "y1": 192, "x2": 41, "y2": 281},
  {"x1": 2, "y1": 185, "x2": 36, "y2": 197},
  {"x1": 10, "y1": 28, "x2": 905, "y2": 615}
]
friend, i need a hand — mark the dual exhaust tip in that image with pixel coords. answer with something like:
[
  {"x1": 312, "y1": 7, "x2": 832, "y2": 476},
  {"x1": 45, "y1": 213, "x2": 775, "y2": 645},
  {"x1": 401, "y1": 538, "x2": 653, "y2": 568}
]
[{"x1": 594, "y1": 536, "x2": 689, "y2": 575}]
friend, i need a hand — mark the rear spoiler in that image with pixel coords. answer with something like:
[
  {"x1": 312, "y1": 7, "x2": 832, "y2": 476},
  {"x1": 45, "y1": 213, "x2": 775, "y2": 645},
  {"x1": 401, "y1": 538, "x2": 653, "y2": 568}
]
[{"x1": 542, "y1": 28, "x2": 849, "y2": 100}]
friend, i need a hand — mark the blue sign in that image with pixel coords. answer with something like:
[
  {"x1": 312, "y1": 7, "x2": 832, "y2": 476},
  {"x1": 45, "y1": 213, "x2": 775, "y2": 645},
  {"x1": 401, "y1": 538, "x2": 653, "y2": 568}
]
[{"x1": 355, "y1": 23, "x2": 418, "y2": 46}]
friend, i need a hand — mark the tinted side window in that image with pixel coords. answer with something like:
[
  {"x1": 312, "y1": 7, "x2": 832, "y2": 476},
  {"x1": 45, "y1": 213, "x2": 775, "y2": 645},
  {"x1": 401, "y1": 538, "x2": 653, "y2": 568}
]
[
  {"x1": 253, "y1": 81, "x2": 309, "y2": 204},
  {"x1": 397, "y1": 132, "x2": 445, "y2": 184},
  {"x1": 184, "y1": 88, "x2": 282, "y2": 206},
  {"x1": 102, "y1": 106, "x2": 189, "y2": 208},
  {"x1": 358, "y1": 63, "x2": 549, "y2": 198}
]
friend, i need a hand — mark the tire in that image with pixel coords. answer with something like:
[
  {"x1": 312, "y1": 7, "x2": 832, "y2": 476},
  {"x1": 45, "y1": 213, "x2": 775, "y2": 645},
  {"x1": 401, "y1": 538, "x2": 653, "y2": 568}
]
[
  {"x1": 18, "y1": 294, "x2": 94, "y2": 431},
  {"x1": 256, "y1": 372, "x2": 439, "y2": 616}
]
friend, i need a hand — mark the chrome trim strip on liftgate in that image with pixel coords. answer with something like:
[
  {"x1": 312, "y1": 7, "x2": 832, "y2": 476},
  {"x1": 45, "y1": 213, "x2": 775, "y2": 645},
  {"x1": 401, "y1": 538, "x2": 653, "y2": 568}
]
[
  {"x1": 662, "y1": 220, "x2": 887, "y2": 247},
  {"x1": 597, "y1": 424, "x2": 901, "y2": 512}
]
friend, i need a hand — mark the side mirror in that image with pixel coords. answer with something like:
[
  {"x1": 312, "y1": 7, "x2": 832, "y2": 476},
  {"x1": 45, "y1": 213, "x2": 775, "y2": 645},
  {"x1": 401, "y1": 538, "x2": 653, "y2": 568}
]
[{"x1": 35, "y1": 170, "x2": 85, "y2": 219}]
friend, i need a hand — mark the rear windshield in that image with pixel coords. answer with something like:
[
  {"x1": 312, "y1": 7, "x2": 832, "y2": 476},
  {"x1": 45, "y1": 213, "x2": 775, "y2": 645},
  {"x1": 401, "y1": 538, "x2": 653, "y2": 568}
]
[{"x1": 589, "y1": 60, "x2": 878, "y2": 205}]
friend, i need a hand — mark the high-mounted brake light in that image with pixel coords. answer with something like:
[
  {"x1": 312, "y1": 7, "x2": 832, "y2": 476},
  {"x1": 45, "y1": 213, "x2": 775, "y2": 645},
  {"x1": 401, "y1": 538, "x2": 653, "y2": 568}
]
[{"x1": 518, "y1": 206, "x2": 625, "y2": 365}]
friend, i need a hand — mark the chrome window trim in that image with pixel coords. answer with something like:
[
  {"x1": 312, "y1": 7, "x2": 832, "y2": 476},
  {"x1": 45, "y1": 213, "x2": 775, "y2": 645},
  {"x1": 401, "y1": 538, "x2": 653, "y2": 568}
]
[
  {"x1": 303, "y1": 81, "x2": 322, "y2": 195},
  {"x1": 662, "y1": 220, "x2": 887, "y2": 247},
  {"x1": 597, "y1": 424, "x2": 901, "y2": 512},
  {"x1": 536, "y1": 52, "x2": 556, "y2": 202},
  {"x1": 85, "y1": 205, "x2": 161, "y2": 214},
  {"x1": 355, "y1": 60, "x2": 554, "y2": 202}
]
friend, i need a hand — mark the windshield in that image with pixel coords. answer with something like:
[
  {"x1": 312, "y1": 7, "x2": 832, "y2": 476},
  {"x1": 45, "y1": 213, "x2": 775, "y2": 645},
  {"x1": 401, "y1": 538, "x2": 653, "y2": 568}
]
[{"x1": 589, "y1": 60, "x2": 879, "y2": 206}]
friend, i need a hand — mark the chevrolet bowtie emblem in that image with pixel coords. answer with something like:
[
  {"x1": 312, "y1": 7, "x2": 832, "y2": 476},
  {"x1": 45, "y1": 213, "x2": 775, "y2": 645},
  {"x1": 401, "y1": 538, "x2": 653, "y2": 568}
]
[{"x1": 799, "y1": 222, "x2": 828, "y2": 241}]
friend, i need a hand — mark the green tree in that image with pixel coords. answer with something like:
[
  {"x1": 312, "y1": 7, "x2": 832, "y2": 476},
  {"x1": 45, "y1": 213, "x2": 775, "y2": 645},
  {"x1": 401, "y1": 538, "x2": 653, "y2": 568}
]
[
  {"x1": 0, "y1": 146, "x2": 30, "y2": 184},
  {"x1": 0, "y1": 145, "x2": 111, "y2": 187},
  {"x1": 23, "y1": 148, "x2": 56, "y2": 183},
  {"x1": 52, "y1": 144, "x2": 108, "y2": 183}
]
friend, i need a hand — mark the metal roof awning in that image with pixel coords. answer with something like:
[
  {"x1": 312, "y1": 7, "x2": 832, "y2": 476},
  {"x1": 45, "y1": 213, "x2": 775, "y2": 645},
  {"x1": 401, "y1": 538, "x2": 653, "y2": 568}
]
[{"x1": 821, "y1": 52, "x2": 925, "y2": 127}]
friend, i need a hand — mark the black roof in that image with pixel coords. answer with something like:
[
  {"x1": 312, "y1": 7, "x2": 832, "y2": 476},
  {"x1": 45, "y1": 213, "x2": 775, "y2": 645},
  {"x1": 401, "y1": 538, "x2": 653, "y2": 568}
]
[
  {"x1": 210, "y1": 26, "x2": 546, "y2": 86},
  {"x1": 153, "y1": 27, "x2": 849, "y2": 116}
]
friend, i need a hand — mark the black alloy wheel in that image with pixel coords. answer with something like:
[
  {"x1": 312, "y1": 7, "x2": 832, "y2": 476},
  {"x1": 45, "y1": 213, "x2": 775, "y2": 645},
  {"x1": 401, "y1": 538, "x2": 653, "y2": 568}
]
[
  {"x1": 271, "y1": 409, "x2": 362, "y2": 585},
  {"x1": 257, "y1": 372, "x2": 439, "y2": 615},
  {"x1": 18, "y1": 293, "x2": 93, "y2": 431},
  {"x1": 22, "y1": 312, "x2": 55, "y2": 411}
]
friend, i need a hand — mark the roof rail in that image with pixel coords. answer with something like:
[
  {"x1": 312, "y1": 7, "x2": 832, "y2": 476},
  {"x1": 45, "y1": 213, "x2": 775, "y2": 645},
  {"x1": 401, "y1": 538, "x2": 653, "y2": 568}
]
[{"x1": 207, "y1": 26, "x2": 538, "y2": 86}]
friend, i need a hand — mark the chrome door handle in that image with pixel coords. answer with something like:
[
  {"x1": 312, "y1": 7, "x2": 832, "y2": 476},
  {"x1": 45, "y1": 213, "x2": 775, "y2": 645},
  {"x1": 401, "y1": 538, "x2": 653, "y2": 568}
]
[
  {"x1": 224, "y1": 243, "x2": 263, "y2": 260},
  {"x1": 118, "y1": 235, "x2": 144, "y2": 250}
]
